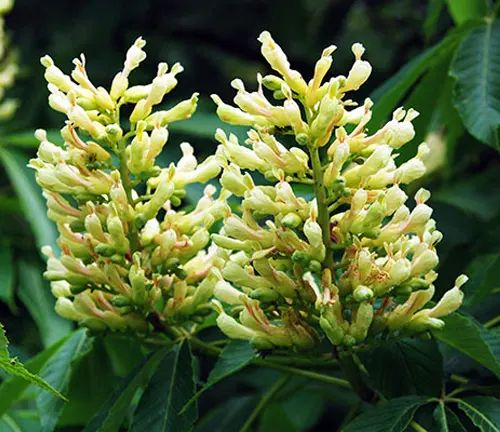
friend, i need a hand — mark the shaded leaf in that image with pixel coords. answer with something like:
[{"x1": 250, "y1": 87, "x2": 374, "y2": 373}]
[
  {"x1": 131, "y1": 342, "x2": 197, "y2": 432},
  {"x1": 182, "y1": 340, "x2": 255, "y2": 411},
  {"x1": 58, "y1": 338, "x2": 119, "y2": 427},
  {"x1": 195, "y1": 395, "x2": 258, "y2": 432},
  {"x1": 445, "y1": 0, "x2": 488, "y2": 25},
  {"x1": 5, "y1": 130, "x2": 62, "y2": 149},
  {"x1": 432, "y1": 313, "x2": 500, "y2": 378},
  {"x1": 259, "y1": 403, "x2": 298, "y2": 432},
  {"x1": 344, "y1": 396, "x2": 426, "y2": 432},
  {"x1": 103, "y1": 334, "x2": 145, "y2": 377},
  {"x1": 36, "y1": 329, "x2": 91, "y2": 432},
  {"x1": 0, "y1": 410, "x2": 41, "y2": 432},
  {"x1": 425, "y1": 0, "x2": 445, "y2": 42},
  {"x1": 0, "y1": 241, "x2": 15, "y2": 311},
  {"x1": 369, "y1": 23, "x2": 478, "y2": 131},
  {"x1": 434, "y1": 166, "x2": 500, "y2": 220},
  {"x1": 450, "y1": 21, "x2": 500, "y2": 149},
  {"x1": 361, "y1": 337, "x2": 443, "y2": 399},
  {"x1": 17, "y1": 259, "x2": 71, "y2": 348},
  {"x1": 433, "y1": 403, "x2": 467, "y2": 432},
  {"x1": 457, "y1": 396, "x2": 500, "y2": 431},
  {"x1": 85, "y1": 348, "x2": 165, "y2": 432},
  {"x1": 0, "y1": 148, "x2": 58, "y2": 253},
  {"x1": 280, "y1": 391, "x2": 326, "y2": 431},
  {"x1": 0, "y1": 323, "x2": 65, "y2": 402},
  {"x1": 463, "y1": 253, "x2": 500, "y2": 306}
]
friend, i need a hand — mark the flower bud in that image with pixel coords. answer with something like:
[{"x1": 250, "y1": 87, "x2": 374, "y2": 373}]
[
  {"x1": 428, "y1": 286, "x2": 464, "y2": 318},
  {"x1": 411, "y1": 249, "x2": 438, "y2": 277},
  {"x1": 353, "y1": 285, "x2": 373, "y2": 302},
  {"x1": 55, "y1": 297, "x2": 86, "y2": 321},
  {"x1": 258, "y1": 31, "x2": 307, "y2": 95},
  {"x1": 40, "y1": 55, "x2": 73, "y2": 92},
  {"x1": 129, "y1": 253, "x2": 148, "y2": 306},
  {"x1": 146, "y1": 93, "x2": 198, "y2": 126},
  {"x1": 344, "y1": 44, "x2": 372, "y2": 92}
]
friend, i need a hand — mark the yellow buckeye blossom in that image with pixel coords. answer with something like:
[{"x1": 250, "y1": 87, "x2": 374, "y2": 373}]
[
  {"x1": 31, "y1": 38, "x2": 228, "y2": 334},
  {"x1": 211, "y1": 31, "x2": 466, "y2": 351}
]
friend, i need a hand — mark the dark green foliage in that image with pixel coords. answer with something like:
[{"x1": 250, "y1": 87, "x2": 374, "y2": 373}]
[{"x1": 0, "y1": 0, "x2": 500, "y2": 430}]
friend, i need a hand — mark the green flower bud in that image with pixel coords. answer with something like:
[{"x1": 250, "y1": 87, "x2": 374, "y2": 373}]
[
  {"x1": 353, "y1": 285, "x2": 373, "y2": 302},
  {"x1": 281, "y1": 212, "x2": 302, "y2": 229}
]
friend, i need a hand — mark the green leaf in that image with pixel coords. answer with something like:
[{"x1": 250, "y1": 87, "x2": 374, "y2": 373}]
[
  {"x1": 360, "y1": 338, "x2": 443, "y2": 399},
  {"x1": 17, "y1": 259, "x2": 71, "y2": 348},
  {"x1": 103, "y1": 334, "x2": 145, "y2": 377},
  {"x1": 445, "y1": 0, "x2": 488, "y2": 25},
  {"x1": 457, "y1": 396, "x2": 500, "y2": 431},
  {"x1": 432, "y1": 313, "x2": 500, "y2": 378},
  {"x1": 195, "y1": 395, "x2": 258, "y2": 432},
  {"x1": 369, "y1": 23, "x2": 478, "y2": 131},
  {"x1": 182, "y1": 340, "x2": 255, "y2": 412},
  {"x1": 0, "y1": 332, "x2": 73, "y2": 416},
  {"x1": 131, "y1": 342, "x2": 197, "y2": 432},
  {"x1": 433, "y1": 403, "x2": 467, "y2": 432},
  {"x1": 36, "y1": 329, "x2": 92, "y2": 432},
  {"x1": 0, "y1": 148, "x2": 58, "y2": 253},
  {"x1": 0, "y1": 323, "x2": 66, "y2": 402},
  {"x1": 434, "y1": 166, "x2": 500, "y2": 220},
  {"x1": 0, "y1": 240, "x2": 15, "y2": 311},
  {"x1": 463, "y1": 253, "x2": 500, "y2": 306},
  {"x1": 57, "y1": 338, "x2": 119, "y2": 427},
  {"x1": 450, "y1": 21, "x2": 500, "y2": 149},
  {"x1": 280, "y1": 391, "x2": 326, "y2": 431},
  {"x1": 344, "y1": 396, "x2": 426, "y2": 432},
  {"x1": 424, "y1": 0, "x2": 445, "y2": 42},
  {"x1": 5, "y1": 129, "x2": 62, "y2": 149},
  {"x1": 205, "y1": 340, "x2": 255, "y2": 387},
  {"x1": 0, "y1": 410, "x2": 41, "y2": 432},
  {"x1": 85, "y1": 348, "x2": 165, "y2": 432},
  {"x1": 259, "y1": 403, "x2": 298, "y2": 432}
]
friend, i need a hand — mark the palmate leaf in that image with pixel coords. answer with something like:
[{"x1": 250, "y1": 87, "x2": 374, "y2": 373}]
[
  {"x1": 433, "y1": 403, "x2": 467, "y2": 432},
  {"x1": 181, "y1": 340, "x2": 255, "y2": 413},
  {"x1": 85, "y1": 348, "x2": 166, "y2": 432},
  {"x1": 361, "y1": 337, "x2": 443, "y2": 399},
  {"x1": 0, "y1": 323, "x2": 65, "y2": 402},
  {"x1": 131, "y1": 342, "x2": 197, "y2": 432},
  {"x1": 36, "y1": 329, "x2": 92, "y2": 432},
  {"x1": 343, "y1": 396, "x2": 426, "y2": 432},
  {"x1": 457, "y1": 396, "x2": 500, "y2": 432},
  {"x1": 450, "y1": 20, "x2": 500, "y2": 149},
  {"x1": 369, "y1": 21, "x2": 480, "y2": 131},
  {"x1": 432, "y1": 312, "x2": 500, "y2": 378}
]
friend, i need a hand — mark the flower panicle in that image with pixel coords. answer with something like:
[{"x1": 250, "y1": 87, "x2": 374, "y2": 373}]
[
  {"x1": 31, "y1": 38, "x2": 227, "y2": 334},
  {"x1": 210, "y1": 31, "x2": 466, "y2": 352}
]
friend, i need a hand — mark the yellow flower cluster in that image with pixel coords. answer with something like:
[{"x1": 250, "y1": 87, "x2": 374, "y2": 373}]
[
  {"x1": 210, "y1": 31, "x2": 467, "y2": 350},
  {"x1": 30, "y1": 38, "x2": 227, "y2": 333}
]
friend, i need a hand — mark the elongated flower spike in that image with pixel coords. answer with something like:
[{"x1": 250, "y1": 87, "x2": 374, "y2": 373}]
[
  {"x1": 211, "y1": 31, "x2": 467, "y2": 352},
  {"x1": 31, "y1": 38, "x2": 228, "y2": 335}
]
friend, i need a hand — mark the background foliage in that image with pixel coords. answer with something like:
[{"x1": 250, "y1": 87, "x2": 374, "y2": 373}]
[{"x1": 0, "y1": 0, "x2": 499, "y2": 430}]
